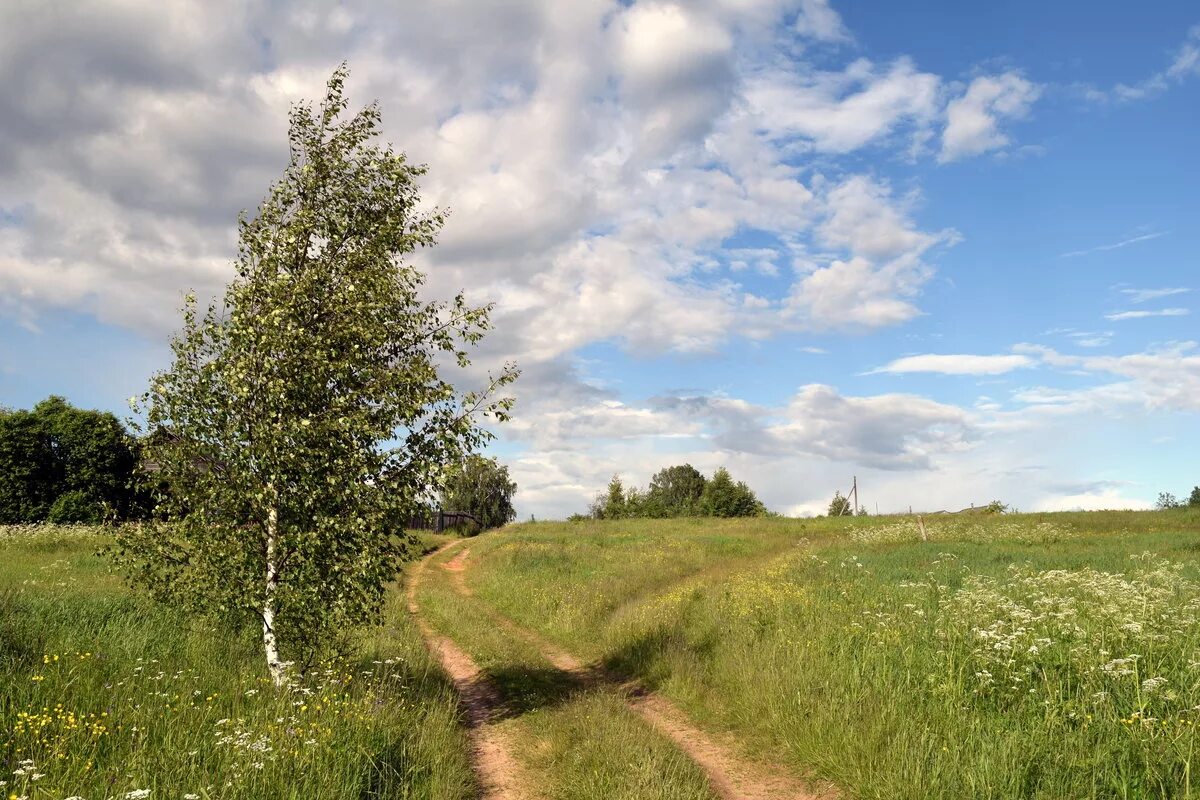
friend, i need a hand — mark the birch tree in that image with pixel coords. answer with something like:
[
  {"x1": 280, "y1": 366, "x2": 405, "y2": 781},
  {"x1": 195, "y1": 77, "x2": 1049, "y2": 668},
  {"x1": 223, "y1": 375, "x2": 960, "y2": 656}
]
[{"x1": 115, "y1": 67, "x2": 516, "y2": 685}]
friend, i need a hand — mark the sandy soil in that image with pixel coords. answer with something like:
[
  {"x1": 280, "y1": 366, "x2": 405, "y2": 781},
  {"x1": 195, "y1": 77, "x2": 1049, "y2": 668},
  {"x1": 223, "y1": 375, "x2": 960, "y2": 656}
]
[{"x1": 405, "y1": 545, "x2": 532, "y2": 800}]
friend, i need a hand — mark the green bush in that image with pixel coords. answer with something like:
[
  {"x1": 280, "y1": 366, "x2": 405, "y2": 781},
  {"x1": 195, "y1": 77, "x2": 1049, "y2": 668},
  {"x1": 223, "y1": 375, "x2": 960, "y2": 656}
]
[{"x1": 46, "y1": 490, "x2": 104, "y2": 524}]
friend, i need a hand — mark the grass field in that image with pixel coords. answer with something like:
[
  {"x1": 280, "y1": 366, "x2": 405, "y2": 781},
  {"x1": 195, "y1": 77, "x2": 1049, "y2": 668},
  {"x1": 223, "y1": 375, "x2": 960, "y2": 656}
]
[
  {"x1": 459, "y1": 510, "x2": 1200, "y2": 799},
  {"x1": 5, "y1": 510, "x2": 1200, "y2": 799},
  {"x1": 0, "y1": 525, "x2": 474, "y2": 800}
]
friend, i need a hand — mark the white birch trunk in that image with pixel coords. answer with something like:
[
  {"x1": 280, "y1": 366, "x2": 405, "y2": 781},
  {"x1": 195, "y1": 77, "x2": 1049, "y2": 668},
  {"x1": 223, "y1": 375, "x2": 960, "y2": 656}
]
[{"x1": 263, "y1": 503, "x2": 287, "y2": 687}]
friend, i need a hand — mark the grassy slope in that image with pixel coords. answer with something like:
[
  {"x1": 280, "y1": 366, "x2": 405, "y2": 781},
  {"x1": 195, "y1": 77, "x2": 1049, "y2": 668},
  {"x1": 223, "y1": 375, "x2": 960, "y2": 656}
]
[
  {"x1": 463, "y1": 511, "x2": 1200, "y2": 800},
  {"x1": 415, "y1": 542, "x2": 718, "y2": 800},
  {"x1": 0, "y1": 525, "x2": 474, "y2": 800}
]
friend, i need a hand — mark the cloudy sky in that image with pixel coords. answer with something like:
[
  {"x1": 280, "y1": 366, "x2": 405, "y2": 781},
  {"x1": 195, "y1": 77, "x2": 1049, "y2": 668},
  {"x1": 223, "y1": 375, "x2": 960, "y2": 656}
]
[{"x1": 1, "y1": 0, "x2": 1198, "y2": 517}]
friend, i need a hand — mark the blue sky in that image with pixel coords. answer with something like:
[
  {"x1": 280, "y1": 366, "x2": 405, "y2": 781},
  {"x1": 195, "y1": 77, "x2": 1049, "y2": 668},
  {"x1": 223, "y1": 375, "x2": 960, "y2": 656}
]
[{"x1": 1, "y1": 0, "x2": 1197, "y2": 516}]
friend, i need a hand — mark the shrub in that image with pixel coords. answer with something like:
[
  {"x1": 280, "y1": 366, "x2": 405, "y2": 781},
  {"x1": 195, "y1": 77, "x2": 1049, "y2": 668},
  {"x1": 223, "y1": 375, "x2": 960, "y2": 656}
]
[{"x1": 46, "y1": 490, "x2": 104, "y2": 524}]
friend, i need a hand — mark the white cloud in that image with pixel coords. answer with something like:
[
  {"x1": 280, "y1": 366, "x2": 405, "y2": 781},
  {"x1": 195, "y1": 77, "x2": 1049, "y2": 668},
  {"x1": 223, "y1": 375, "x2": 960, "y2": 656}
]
[
  {"x1": 653, "y1": 384, "x2": 976, "y2": 470},
  {"x1": 1095, "y1": 26, "x2": 1200, "y2": 103},
  {"x1": 873, "y1": 353, "x2": 1034, "y2": 375},
  {"x1": 783, "y1": 175, "x2": 957, "y2": 330},
  {"x1": 793, "y1": 0, "x2": 850, "y2": 42},
  {"x1": 1012, "y1": 341, "x2": 1200, "y2": 414},
  {"x1": 1120, "y1": 286, "x2": 1189, "y2": 304},
  {"x1": 745, "y1": 57, "x2": 942, "y2": 153},
  {"x1": 613, "y1": 3, "x2": 736, "y2": 159},
  {"x1": 1031, "y1": 491, "x2": 1153, "y2": 512},
  {"x1": 1166, "y1": 25, "x2": 1200, "y2": 80},
  {"x1": 1104, "y1": 308, "x2": 1189, "y2": 321},
  {"x1": 940, "y1": 71, "x2": 1041, "y2": 163}
]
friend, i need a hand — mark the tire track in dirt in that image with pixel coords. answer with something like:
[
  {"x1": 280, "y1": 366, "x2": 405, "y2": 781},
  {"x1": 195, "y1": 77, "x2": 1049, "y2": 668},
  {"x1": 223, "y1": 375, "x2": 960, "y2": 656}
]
[
  {"x1": 441, "y1": 544, "x2": 838, "y2": 800},
  {"x1": 406, "y1": 543, "x2": 531, "y2": 800}
]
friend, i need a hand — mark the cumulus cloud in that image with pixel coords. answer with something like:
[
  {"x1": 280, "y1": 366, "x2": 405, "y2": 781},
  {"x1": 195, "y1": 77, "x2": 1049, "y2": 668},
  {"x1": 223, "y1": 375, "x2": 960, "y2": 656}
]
[
  {"x1": 872, "y1": 353, "x2": 1034, "y2": 375},
  {"x1": 783, "y1": 176, "x2": 956, "y2": 329},
  {"x1": 793, "y1": 0, "x2": 850, "y2": 42},
  {"x1": 653, "y1": 384, "x2": 976, "y2": 470},
  {"x1": 0, "y1": 0, "x2": 1069, "y2": 518},
  {"x1": 0, "y1": 0, "x2": 976, "y2": 359},
  {"x1": 745, "y1": 57, "x2": 942, "y2": 153},
  {"x1": 939, "y1": 71, "x2": 1040, "y2": 162}
]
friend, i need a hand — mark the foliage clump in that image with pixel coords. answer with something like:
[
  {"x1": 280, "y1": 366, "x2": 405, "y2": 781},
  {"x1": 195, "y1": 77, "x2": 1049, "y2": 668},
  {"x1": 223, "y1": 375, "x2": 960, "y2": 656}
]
[
  {"x1": 113, "y1": 66, "x2": 516, "y2": 682},
  {"x1": 588, "y1": 464, "x2": 766, "y2": 519},
  {"x1": 0, "y1": 396, "x2": 142, "y2": 523},
  {"x1": 440, "y1": 455, "x2": 517, "y2": 532}
]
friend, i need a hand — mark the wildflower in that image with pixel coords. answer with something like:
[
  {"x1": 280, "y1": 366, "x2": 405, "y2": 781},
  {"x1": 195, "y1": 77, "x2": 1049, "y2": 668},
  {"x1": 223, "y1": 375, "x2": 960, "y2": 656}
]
[{"x1": 125, "y1": 791, "x2": 151, "y2": 800}]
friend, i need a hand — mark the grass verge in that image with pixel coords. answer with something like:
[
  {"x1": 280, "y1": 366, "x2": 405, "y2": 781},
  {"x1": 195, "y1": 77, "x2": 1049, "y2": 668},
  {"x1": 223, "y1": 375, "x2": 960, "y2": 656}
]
[{"x1": 0, "y1": 524, "x2": 474, "y2": 800}]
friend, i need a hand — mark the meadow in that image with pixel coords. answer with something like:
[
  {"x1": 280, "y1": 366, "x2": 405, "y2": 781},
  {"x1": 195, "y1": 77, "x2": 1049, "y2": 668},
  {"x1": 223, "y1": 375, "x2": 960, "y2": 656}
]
[
  {"x1": 6, "y1": 510, "x2": 1200, "y2": 799},
  {"x1": 458, "y1": 510, "x2": 1200, "y2": 799},
  {"x1": 0, "y1": 525, "x2": 474, "y2": 800}
]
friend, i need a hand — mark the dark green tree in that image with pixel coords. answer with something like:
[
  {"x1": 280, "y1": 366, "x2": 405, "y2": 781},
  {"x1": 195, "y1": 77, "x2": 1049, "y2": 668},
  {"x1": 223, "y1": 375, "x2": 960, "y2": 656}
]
[
  {"x1": 590, "y1": 475, "x2": 628, "y2": 519},
  {"x1": 1189, "y1": 487, "x2": 1200, "y2": 507},
  {"x1": 114, "y1": 67, "x2": 517, "y2": 685},
  {"x1": 441, "y1": 455, "x2": 517, "y2": 531},
  {"x1": 646, "y1": 463, "x2": 707, "y2": 517},
  {"x1": 0, "y1": 397, "x2": 139, "y2": 523},
  {"x1": 699, "y1": 467, "x2": 766, "y2": 517},
  {"x1": 0, "y1": 406, "x2": 57, "y2": 522},
  {"x1": 827, "y1": 490, "x2": 851, "y2": 517}
]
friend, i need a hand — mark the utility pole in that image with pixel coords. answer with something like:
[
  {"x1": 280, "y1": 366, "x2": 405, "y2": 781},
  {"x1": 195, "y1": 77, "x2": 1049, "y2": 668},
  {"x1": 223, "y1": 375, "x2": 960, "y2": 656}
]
[{"x1": 851, "y1": 475, "x2": 858, "y2": 516}]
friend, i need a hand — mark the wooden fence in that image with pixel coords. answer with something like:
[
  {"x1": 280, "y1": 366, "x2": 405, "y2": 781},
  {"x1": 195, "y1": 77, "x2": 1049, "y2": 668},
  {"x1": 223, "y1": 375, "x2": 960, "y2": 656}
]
[{"x1": 405, "y1": 510, "x2": 481, "y2": 532}]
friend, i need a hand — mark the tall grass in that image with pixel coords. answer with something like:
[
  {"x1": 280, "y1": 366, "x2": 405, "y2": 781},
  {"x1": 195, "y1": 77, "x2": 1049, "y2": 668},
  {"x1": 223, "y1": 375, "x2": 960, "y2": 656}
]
[
  {"x1": 464, "y1": 512, "x2": 1200, "y2": 799},
  {"x1": 0, "y1": 524, "x2": 473, "y2": 800}
]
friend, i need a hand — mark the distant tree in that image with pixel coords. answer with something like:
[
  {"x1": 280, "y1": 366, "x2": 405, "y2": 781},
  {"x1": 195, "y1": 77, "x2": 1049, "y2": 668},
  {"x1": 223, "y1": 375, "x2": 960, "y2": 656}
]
[
  {"x1": 1189, "y1": 487, "x2": 1200, "y2": 507},
  {"x1": 590, "y1": 475, "x2": 628, "y2": 519},
  {"x1": 646, "y1": 464, "x2": 707, "y2": 517},
  {"x1": 113, "y1": 68, "x2": 516, "y2": 686},
  {"x1": 827, "y1": 490, "x2": 851, "y2": 517},
  {"x1": 1156, "y1": 492, "x2": 1182, "y2": 510},
  {"x1": 700, "y1": 467, "x2": 766, "y2": 518},
  {"x1": 984, "y1": 500, "x2": 1009, "y2": 514},
  {"x1": 0, "y1": 396, "x2": 139, "y2": 523},
  {"x1": 440, "y1": 455, "x2": 517, "y2": 531}
]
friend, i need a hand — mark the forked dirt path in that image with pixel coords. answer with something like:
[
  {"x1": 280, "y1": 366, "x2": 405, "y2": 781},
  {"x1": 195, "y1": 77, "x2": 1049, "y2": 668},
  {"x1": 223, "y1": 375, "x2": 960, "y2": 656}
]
[
  {"x1": 406, "y1": 543, "x2": 531, "y2": 800},
  {"x1": 439, "y1": 544, "x2": 838, "y2": 800}
]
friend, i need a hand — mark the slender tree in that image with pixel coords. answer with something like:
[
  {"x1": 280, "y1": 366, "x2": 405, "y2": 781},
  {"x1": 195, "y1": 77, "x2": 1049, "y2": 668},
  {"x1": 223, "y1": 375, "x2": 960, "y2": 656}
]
[{"x1": 115, "y1": 67, "x2": 516, "y2": 685}]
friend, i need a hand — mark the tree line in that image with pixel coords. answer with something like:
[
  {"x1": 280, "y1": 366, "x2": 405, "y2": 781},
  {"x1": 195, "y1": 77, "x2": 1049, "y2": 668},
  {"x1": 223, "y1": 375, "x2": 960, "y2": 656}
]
[
  {"x1": 583, "y1": 464, "x2": 768, "y2": 519},
  {"x1": 1156, "y1": 488, "x2": 1200, "y2": 510}
]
